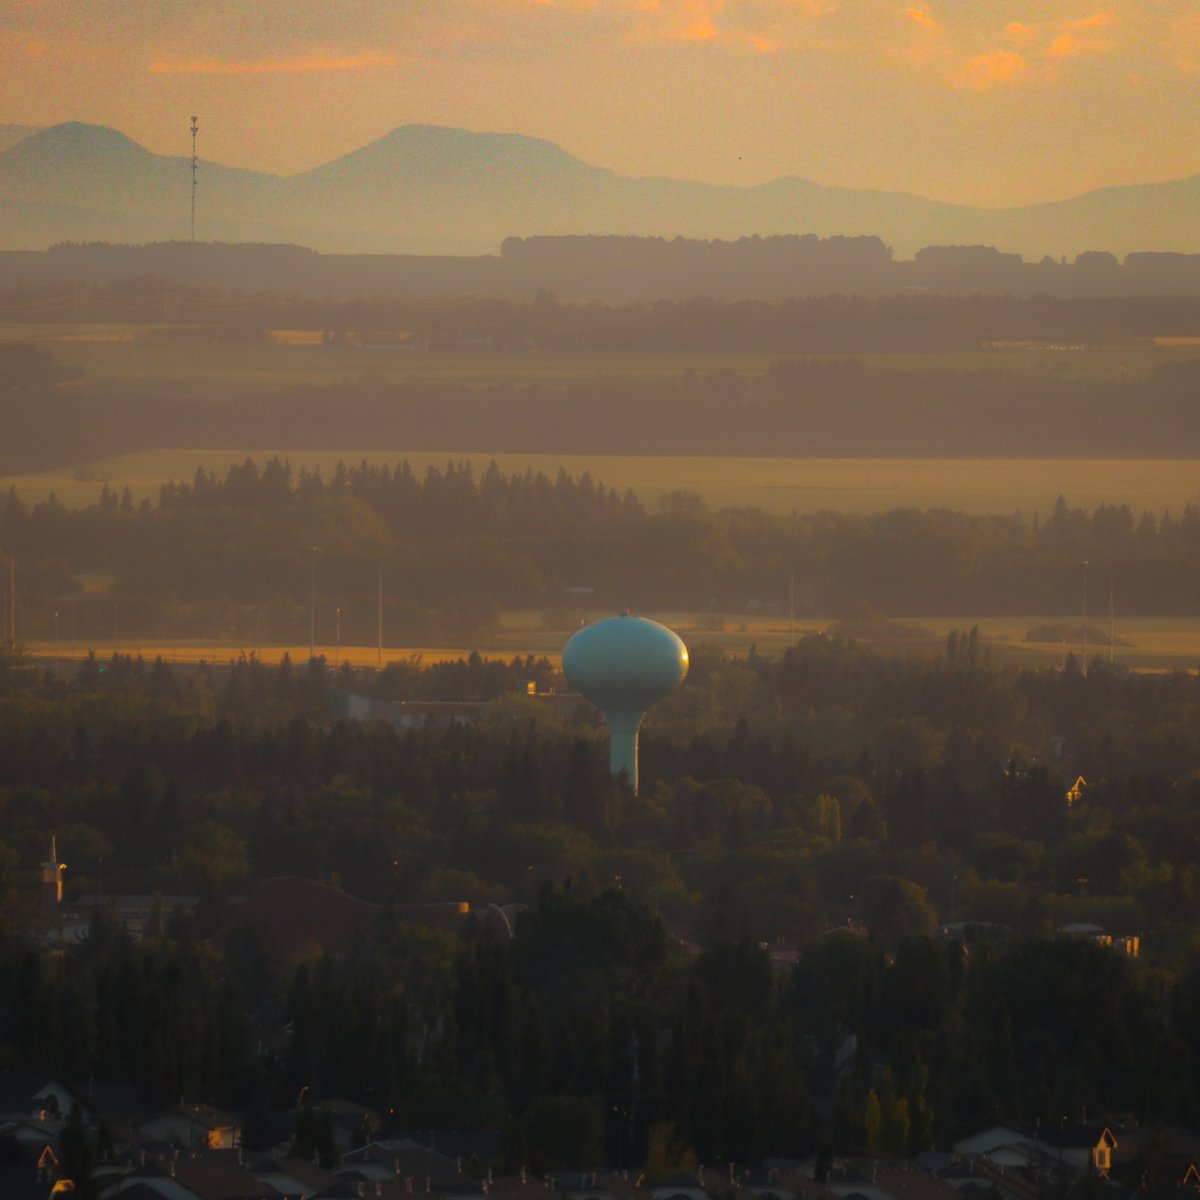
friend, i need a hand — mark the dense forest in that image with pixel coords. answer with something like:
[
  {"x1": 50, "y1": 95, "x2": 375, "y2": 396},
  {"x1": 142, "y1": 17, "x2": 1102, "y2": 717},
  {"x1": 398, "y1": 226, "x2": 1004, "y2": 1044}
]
[
  {"x1": 3, "y1": 638, "x2": 1200, "y2": 1167},
  {"x1": 4, "y1": 452, "x2": 1200, "y2": 642}
]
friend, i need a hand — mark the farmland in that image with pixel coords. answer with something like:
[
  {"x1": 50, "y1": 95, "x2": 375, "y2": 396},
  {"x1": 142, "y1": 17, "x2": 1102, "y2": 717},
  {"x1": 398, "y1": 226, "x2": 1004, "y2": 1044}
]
[
  {"x1": 5, "y1": 314, "x2": 1199, "y2": 660},
  {"x1": 2, "y1": 321, "x2": 1199, "y2": 389}
]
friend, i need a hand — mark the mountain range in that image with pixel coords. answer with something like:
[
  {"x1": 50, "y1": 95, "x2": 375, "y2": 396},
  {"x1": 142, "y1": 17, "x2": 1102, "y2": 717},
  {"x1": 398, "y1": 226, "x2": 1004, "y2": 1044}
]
[{"x1": 1, "y1": 121, "x2": 1198, "y2": 260}]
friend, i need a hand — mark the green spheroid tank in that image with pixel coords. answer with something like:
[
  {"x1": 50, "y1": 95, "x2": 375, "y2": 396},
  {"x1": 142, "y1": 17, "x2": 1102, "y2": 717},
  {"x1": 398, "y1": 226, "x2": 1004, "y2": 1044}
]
[{"x1": 563, "y1": 613, "x2": 689, "y2": 793}]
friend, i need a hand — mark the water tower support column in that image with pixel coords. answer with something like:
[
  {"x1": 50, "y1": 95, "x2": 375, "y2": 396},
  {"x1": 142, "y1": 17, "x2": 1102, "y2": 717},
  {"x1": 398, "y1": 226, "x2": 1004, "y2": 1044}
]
[{"x1": 607, "y1": 709, "x2": 644, "y2": 792}]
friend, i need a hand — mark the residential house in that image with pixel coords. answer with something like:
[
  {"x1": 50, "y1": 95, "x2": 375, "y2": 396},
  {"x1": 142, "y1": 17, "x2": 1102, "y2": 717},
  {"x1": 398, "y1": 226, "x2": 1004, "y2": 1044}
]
[
  {"x1": 140, "y1": 1106, "x2": 242, "y2": 1152},
  {"x1": 98, "y1": 1152, "x2": 280, "y2": 1199},
  {"x1": 952, "y1": 1122, "x2": 1119, "y2": 1182},
  {"x1": 1111, "y1": 1125, "x2": 1200, "y2": 1190},
  {"x1": 248, "y1": 1155, "x2": 341, "y2": 1197}
]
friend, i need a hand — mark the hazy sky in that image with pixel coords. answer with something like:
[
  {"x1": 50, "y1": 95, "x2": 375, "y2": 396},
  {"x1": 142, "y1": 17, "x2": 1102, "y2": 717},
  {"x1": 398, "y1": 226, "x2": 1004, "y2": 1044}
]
[{"x1": 2, "y1": 0, "x2": 1198, "y2": 207}]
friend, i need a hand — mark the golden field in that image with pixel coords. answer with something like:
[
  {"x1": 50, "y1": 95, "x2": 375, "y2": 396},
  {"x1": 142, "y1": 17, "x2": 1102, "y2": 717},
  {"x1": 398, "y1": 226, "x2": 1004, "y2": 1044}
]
[
  {"x1": 21, "y1": 611, "x2": 1200, "y2": 672},
  {"x1": 4, "y1": 448, "x2": 1200, "y2": 518}
]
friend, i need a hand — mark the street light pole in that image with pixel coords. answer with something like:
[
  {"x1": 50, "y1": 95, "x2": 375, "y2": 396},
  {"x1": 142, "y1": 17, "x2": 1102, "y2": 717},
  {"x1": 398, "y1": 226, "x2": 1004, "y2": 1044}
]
[
  {"x1": 1081, "y1": 559, "x2": 1089, "y2": 672},
  {"x1": 788, "y1": 570, "x2": 794, "y2": 648},
  {"x1": 309, "y1": 546, "x2": 318, "y2": 660}
]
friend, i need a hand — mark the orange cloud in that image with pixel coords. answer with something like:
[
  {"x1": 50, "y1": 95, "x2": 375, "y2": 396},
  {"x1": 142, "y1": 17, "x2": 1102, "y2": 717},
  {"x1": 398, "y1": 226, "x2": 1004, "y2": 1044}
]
[
  {"x1": 1063, "y1": 13, "x2": 1116, "y2": 32},
  {"x1": 1045, "y1": 33, "x2": 1078, "y2": 59},
  {"x1": 1048, "y1": 13, "x2": 1115, "y2": 58},
  {"x1": 943, "y1": 10, "x2": 1115, "y2": 86},
  {"x1": 629, "y1": 0, "x2": 787, "y2": 53},
  {"x1": 674, "y1": 0, "x2": 721, "y2": 42},
  {"x1": 1003, "y1": 22, "x2": 1035, "y2": 47},
  {"x1": 898, "y1": 5, "x2": 940, "y2": 67},
  {"x1": 998, "y1": 12, "x2": 1115, "y2": 63},
  {"x1": 527, "y1": 0, "x2": 826, "y2": 51},
  {"x1": 149, "y1": 51, "x2": 398, "y2": 76},
  {"x1": 952, "y1": 48, "x2": 1028, "y2": 91}
]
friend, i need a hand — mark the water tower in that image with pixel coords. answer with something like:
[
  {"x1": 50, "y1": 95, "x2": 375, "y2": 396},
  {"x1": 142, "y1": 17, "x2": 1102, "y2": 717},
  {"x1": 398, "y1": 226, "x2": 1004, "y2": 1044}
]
[{"x1": 563, "y1": 613, "x2": 689, "y2": 793}]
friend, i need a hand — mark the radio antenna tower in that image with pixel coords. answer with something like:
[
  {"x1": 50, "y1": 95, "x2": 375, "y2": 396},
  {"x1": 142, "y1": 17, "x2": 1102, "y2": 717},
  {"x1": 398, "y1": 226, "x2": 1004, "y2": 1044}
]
[{"x1": 189, "y1": 115, "x2": 199, "y2": 241}]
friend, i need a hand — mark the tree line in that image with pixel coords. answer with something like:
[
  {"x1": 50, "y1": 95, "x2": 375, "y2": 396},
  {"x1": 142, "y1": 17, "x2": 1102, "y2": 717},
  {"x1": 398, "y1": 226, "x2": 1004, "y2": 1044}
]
[
  {"x1": 7, "y1": 235, "x2": 1200, "y2": 301},
  {"x1": 5, "y1": 456, "x2": 1200, "y2": 643}
]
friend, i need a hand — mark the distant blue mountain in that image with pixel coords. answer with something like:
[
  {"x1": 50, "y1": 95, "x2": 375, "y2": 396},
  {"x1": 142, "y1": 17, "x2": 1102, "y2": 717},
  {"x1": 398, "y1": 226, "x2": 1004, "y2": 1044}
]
[{"x1": 1, "y1": 120, "x2": 1197, "y2": 259}]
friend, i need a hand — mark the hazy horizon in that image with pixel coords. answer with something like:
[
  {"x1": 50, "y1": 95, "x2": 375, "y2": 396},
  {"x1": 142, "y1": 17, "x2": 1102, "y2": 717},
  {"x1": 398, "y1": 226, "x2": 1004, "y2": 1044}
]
[
  {"x1": 6, "y1": 117, "x2": 1200, "y2": 212},
  {"x1": 3, "y1": 1, "x2": 1199, "y2": 209}
]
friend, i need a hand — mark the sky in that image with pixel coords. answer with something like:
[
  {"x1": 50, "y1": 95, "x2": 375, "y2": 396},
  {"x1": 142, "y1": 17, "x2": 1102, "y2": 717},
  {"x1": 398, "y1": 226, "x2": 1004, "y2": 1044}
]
[{"x1": 1, "y1": 0, "x2": 1198, "y2": 208}]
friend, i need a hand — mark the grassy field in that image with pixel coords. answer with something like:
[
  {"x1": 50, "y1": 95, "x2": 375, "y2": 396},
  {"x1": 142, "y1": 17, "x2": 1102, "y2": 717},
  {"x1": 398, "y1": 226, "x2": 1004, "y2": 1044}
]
[
  {"x1": 21, "y1": 612, "x2": 1200, "y2": 672},
  {"x1": 3, "y1": 321, "x2": 1198, "y2": 388},
  {"x1": 4, "y1": 447, "x2": 1199, "y2": 517}
]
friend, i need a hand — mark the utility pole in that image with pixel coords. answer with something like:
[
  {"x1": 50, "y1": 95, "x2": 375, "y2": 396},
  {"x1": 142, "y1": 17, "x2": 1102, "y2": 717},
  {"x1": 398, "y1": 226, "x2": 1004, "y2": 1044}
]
[
  {"x1": 8, "y1": 556, "x2": 14, "y2": 650},
  {"x1": 377, "y1": 565, "x2": 384, "y2": 668},
  {"x1": 190, "y1": 116, "x2": 199, "y2": 241}
]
